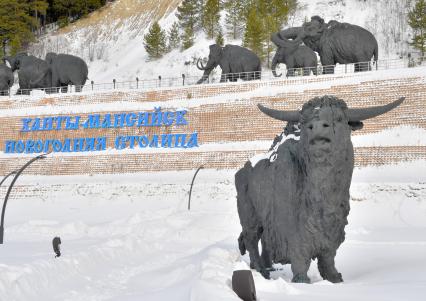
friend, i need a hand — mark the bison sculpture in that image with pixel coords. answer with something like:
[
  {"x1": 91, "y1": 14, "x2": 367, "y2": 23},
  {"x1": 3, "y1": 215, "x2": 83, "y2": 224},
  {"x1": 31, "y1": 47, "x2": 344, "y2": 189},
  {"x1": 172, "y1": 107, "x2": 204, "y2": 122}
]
[{"x1": 236, "y1": 95, "x2": 404, "y2": 283}]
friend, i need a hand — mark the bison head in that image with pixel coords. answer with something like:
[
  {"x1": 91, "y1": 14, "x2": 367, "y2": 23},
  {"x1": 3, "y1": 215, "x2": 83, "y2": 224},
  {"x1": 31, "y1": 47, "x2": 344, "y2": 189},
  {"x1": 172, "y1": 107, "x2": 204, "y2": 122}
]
[{"x1": 258, "y1": 95, "x2": 405, "y2": 164}]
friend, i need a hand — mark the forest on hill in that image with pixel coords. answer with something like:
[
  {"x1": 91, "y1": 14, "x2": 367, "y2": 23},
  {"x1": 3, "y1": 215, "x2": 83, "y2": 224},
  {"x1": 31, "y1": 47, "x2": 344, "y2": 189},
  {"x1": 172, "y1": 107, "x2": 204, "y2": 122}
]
[{"x1": 0, "y1": 0, "x2": 108, "y2": 56}]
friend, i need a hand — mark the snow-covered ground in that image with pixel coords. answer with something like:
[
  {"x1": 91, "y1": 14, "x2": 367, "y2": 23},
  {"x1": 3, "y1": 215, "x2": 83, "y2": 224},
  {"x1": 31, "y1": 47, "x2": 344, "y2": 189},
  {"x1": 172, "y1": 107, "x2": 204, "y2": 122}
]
[{"x1": 0, "y1": 163, "x2": 425, "y2": 301}]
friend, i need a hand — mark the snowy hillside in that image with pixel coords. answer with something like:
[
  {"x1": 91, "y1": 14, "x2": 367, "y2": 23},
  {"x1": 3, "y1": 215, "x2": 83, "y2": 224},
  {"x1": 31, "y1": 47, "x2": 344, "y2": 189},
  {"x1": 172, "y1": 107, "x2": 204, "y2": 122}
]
[{"x1": 27, "y1": 0, "x2": 417, "y2": 84}]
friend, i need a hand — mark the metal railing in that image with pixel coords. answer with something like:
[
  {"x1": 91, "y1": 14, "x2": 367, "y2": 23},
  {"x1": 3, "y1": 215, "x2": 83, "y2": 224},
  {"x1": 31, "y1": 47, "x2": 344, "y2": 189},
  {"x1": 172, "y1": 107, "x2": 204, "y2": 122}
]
[{"x1": 1, "y1": 56, "x2": 425, "y2": 98}]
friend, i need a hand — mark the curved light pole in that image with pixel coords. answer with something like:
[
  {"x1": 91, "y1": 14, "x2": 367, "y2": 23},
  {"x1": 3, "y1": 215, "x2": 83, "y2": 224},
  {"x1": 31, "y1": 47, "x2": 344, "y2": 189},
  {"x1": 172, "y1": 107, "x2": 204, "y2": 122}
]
[
  {"x1": 188, "y1": 166, "x2": 203, "y2": 211},
  {"x1": 0, "y1": 170, "x2": 17, "y2": 187},
  {"x1": 0, "y1": 153, "x2": 48, "y2": 244}
]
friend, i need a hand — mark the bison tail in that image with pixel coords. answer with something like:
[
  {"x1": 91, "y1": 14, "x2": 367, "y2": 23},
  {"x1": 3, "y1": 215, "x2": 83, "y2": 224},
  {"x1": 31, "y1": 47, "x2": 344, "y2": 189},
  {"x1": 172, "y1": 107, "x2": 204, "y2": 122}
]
[{"x1": 238, "y1": 232, "x2": 247, "y2": 255}]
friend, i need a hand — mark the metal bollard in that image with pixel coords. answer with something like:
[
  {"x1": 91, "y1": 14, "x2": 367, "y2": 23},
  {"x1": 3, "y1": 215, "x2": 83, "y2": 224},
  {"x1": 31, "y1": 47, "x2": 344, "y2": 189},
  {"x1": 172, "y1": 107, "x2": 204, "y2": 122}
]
[
  {"x1": 136, "y1": 77, "x2": 139, "y2": 89},
  {"x1": 113, "y1": 79, "x2": 116, "y2": 89},
  {"x1": 182, "y1": 74, "x2": 185, "y2": 86},
  {"x1": 91, "y1": 80, "x2": 94, "y2": 90},
  {"x1": 158, "y1": 75, "x2": 161, "y2": 87}
]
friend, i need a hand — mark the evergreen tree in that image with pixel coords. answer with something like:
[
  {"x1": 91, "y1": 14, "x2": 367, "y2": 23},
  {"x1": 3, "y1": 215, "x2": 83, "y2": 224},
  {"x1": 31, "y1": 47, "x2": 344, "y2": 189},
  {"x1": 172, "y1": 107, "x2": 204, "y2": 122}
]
[
  {"x1": 408, "y1": 0, "x2": 426, "y2": 57},
  {"x1": 143, "y1": 21, "x2": 167, "y2": 60},
  {"x1": 196, "y1": 0, "x2": 206, "y2": 30},
  {"x1": 182, "y1": 25, "x2": 194, "y2": 50},
  {"x1": 176, "y1": 0, "x2": 198, "y2": 33},
  {"x1": 0, "y1": 0, "x2": 35, "y2": 56},
  {"x1": 26, "y1": 0, "x2": 49, "y2": 31},
  {"x1": 216, "y1": 26, "x2": 224, "y2": 46},
  {"x1": 167, "y1": 21, "x2": 180, "y2": 51},
  {"x1": 224, "y1": 0, "x2": 245, "y2": 40},
  {"x1": 52, "y1": 0, "x2": 79, "y2": 19},
  {"x1": 202, "y1": 0, "x2": 221, "y2": 39},
  {"x1": 243, "y1": 6, "x2": 265, "y2": 60},
  {"x1": 257, "y1": 0, "x2": 297, "y2": 67}
]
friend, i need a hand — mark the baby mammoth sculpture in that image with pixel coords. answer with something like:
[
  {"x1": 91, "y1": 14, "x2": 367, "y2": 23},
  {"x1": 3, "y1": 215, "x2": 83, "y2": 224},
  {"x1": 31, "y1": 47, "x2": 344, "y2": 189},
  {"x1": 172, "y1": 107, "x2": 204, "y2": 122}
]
[
  {"x1": 272, "y1": 16, "x2": 378, "y2": 74},
  {"x1": 44, "y1": 52, "x2": 88, "y2": 93},
  {"x1": 270, "y1": 35, "x2": 318, "y2": 77},
  {"x1": 236, "y1": 95, "x2": 405, "y2": 283},
  {"x1": 197, "y1": 44, "x2": 261, "y2": 84},
  {"x1": 0, "y1": 64, "x2": 14, "y2": 95}
]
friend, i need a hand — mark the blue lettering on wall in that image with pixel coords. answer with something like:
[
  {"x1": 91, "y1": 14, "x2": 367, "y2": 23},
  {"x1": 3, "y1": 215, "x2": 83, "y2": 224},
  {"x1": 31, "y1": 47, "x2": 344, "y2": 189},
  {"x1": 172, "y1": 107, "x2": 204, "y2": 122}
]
[{"x1": 6, "y1": 108, "x2": 198, "y2": 154}]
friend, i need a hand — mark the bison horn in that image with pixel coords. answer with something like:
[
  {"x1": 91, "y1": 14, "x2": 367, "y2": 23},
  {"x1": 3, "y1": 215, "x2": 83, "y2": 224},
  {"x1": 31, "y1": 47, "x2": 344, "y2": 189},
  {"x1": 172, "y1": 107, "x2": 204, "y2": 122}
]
[
  {"x1": 347, "y1": 97, "x2": 405, "y2": 121},
  {"x1": 257, "y1": 104, "x2": 300, "y2": 122}
]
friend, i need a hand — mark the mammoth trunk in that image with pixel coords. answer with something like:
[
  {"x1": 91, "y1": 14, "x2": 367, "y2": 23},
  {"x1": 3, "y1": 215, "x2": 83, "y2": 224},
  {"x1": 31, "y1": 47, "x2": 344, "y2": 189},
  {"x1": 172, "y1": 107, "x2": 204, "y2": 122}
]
[
  {"x1": 196, "y1": 68, "x2": 212, "y2": 84},
  {"x1": 271, "y1": 27, "x2": 304, "y2": 48}
]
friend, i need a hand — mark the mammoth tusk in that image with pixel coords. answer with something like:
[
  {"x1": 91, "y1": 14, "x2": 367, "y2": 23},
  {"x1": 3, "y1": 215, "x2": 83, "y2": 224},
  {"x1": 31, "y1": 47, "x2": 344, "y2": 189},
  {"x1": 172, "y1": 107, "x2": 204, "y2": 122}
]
[
  {"x1": 257, "y1": 104, "x2": 300, "y2": 122},
  {"x1": 347, "y1": 97, "x2": 405, "y2": 121},
  {"x1": 196, "y1": 58, "x2": 206, "y2": 70}
]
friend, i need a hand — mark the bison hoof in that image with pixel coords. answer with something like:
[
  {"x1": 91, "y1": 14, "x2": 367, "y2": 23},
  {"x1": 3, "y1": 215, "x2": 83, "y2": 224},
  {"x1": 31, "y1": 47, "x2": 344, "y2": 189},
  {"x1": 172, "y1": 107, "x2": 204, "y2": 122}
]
[
  {"x1": 292, "y1": 274, "x2": 311, "y2": 283},
  {"x1": 326, "y1": 273, "x2": 343, "y2": 283},
  {"x1": 260, "y1": 269, "x2": 270, "y2": 279}
]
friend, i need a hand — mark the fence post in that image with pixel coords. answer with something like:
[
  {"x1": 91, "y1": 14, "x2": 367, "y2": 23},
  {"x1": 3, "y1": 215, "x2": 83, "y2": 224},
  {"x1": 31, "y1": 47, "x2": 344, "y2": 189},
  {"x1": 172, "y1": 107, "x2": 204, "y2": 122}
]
[
  {"x1": 158, "y1": 75, "x2": 161, "y2": 87},
  {"x1": 113, "y1": 79, "x2": 116, "y2": 89},
  {"x1": 136, "y1": 77, "x2": 139, "y2": 89},
  {"x1": 182, "y1": 74, "x2": 185, "y2": 86},
  {"x1": 91, "y1": 80, "x2": 94, "y2": 90}
]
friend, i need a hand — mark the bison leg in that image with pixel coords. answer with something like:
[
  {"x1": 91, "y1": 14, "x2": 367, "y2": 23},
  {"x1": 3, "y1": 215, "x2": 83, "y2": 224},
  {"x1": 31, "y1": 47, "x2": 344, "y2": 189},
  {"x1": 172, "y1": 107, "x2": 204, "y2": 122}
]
[
  {"x1": 241, "y1": 229, "x2": 270, "y2": 279},
  {"x1": 260, "y1": 238, "x2": 272, "y2": 270},
  {"x1": 291, "y1": 257, "x2": 311, "y2": 283},
  {"x1": 317, "y1": 252, "x2": 343, "y2": 283}
]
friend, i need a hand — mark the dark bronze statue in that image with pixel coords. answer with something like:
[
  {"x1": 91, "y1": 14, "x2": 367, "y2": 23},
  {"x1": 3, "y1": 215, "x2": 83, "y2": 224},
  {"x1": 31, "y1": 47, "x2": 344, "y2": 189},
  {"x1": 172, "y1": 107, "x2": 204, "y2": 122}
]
[
  {"x1": 272, "y1": 16, "x2": 378, "y2": 74},
  {"x1": 271, "y1": 36, "x2": 318, "y2": 77},
  {"x1": 197, "y1": 44, "x2": 261, "y2": 84},
  {"x1": 44, "y1": 52, "x2": 88, "y2": 93},
  {"x1": 0, "y1": 63, "x2": 14, "y2": 95},
  {"x1": 236, "y1": 95, "x2": 404, "y2": 283}
]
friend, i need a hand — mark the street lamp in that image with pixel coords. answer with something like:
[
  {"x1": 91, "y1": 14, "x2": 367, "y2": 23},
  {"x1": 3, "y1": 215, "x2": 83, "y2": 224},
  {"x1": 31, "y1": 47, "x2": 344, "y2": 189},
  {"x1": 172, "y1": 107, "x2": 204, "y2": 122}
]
[{"x1": 0, "y1": 153, "x2": 48, "y2": 244}]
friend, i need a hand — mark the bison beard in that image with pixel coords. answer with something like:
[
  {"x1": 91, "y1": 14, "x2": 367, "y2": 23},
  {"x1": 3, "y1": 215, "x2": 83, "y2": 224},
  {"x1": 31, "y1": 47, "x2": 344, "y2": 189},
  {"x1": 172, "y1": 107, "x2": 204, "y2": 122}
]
[{"x1": 236, "y1": 95, "x2": 404, "y2": 283}]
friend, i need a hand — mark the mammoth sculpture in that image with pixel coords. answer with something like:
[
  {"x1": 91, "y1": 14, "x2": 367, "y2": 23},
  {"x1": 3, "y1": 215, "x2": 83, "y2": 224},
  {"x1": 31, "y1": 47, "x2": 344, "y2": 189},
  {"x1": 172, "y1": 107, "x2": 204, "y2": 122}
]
[
  {"x1": 272, "y1": 16, "x2": 378, "y2": 74},
  {"x1": 196, "y1": 44, "x2": 261, "y2": 84},
  {"x1": 270, "y1": 35, "x2": 318, "y2": 77},
  {"x1": 44, "y1": 52, "x2": 88, "y2": 92},
  {"x1": 236, "y1": 95, "x2": 405, "y2": 283},
  {"x1": 0, "y1": 64, "x2": 14, "y2": 96},
  {"x1": 3, "y1": 53, "x2": 51, "y2": 95}
]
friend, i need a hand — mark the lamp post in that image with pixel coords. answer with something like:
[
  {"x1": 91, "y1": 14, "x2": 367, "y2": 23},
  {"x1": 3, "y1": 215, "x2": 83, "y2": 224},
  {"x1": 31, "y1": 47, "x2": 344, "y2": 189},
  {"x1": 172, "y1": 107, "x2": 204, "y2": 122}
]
[
  {"x1": 187, "y1": 166, "x2": 203, "y2": 211},
  {"x1": 0, "y1": 153, "x2": 48, "y2": 244}
]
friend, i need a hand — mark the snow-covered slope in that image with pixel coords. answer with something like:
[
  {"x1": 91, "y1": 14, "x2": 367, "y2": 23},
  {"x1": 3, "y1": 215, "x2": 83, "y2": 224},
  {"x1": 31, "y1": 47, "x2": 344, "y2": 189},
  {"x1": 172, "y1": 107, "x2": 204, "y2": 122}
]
[
  {"x1": 0, "y1": 166, "x2": 425, "y2": 300},
  {"x1": 28, "y1": 0, "x2": 416, "y2": 84}
]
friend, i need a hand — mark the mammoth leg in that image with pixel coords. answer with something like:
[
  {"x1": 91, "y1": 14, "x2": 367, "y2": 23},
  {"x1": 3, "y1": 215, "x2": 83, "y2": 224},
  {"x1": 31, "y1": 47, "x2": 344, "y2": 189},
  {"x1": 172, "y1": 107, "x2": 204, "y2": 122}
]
[
  {"x1": 322, "y1": 65, "x2": 335, "y2": 74},
  {"x1": 51, "y1": 70, "x2": 60, "y2": 93},
  {"x1": 60, "y1": 83, "x2": 68, "y2": 93},
  {"x1": 317, "y1": 251, "x2": 343, "y2": 283},
  {"x1": 303, "y1": 67, "x2": 310, "y2": 76},
  {"x1": 291, "y1": 255, "x2": 311, "y2": 283},
  {"x1": 220, "y1": 65, "x2": 231, "y2": 83},
  {"x1": 320, "y1": 49, "x2": 335, "y2": 74},
  {"x1": 286, "y1": 68, "x2": 295, "y2": 77}
]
